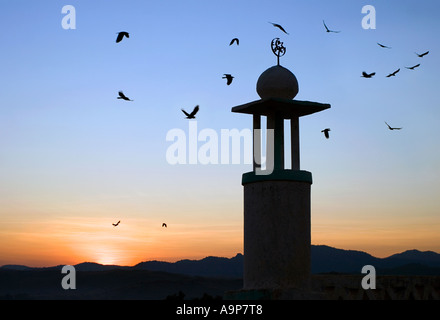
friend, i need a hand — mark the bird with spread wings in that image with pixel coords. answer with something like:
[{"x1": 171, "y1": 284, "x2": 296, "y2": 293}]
[
  {"x1": 116, "y1": 31, "x2": 129, "y2": 43},
  {"x1": 377, "y1": 42, "x2": 391, "y2": 49},
  {"x1": 385, "y1": 122, "x2": 402, "y2": 130},
  {"x1": 117, "y1": 91, "x2": 133, "y2": 101},
  {"x1": 321, "y1": 128, "x2": 331, "y2": 139},
  {"x1": 406, "y1": 64, "x2": 420, "y2": 70},
  {"x1": 361, "y1": 71, "x2": 376, "y2": 78},
  {"x1": 323, "y1": 20, "x2": 340, "y2": 33},
  {"x1": 229, "y1": 38, "x2": 239, "y2": 46},
  {"x1": 268, "y1": 22, "x2": 289, "y2": 35},
  {"x1": 222, "y1": 74, "x2": 234, "y2": 85},
  {"x1": 386, "y1": 69, "x2": 400, "y2": 77},
  {"x1": 415, "y1": 51, "x2": 429, "y2": 57},
  {"x1": 181, "y1": 105, "x2": 199, "y2": 119}
]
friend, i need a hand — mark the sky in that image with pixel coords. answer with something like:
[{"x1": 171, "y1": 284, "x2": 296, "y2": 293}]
[{"x1": 1, "y1": 0, "x2": 439, "y2": 267}]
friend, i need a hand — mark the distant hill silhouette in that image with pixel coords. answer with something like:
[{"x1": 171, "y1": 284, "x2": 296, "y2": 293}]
[
  {"x1": 311, "y1": 245, "x2": 379, "y2": 274},
  {"x1": 0, "y1": 265, "x2": 33, "y2": 271},
  {"x1": 2, "y1": 246, "x2": 439, "y2": 300},
  {"x1": 2, "y1": 246, "x2": 439, "y2": 277},
  {"x1": 0, "y1": 262, "x2": 128, "y2": 272},
  {"x1": 385, "y1": 249, "x2": 440, "y2": 266},
  {"x1": 133, "y1": 254, "x2": 244, "y2": 278},
  {"x1": 311, "y1": 245, "x2": 440, "y2": 275}
]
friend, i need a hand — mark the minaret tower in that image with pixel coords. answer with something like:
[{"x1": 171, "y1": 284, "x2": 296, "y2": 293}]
[{"x1": 231, "y1": 39, "x2": 331, "y2": 298}]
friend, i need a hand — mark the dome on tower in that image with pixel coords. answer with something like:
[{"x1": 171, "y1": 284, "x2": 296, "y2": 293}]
[{"x1": 256, "y1": 65, "x2": 299, "y2": 100}]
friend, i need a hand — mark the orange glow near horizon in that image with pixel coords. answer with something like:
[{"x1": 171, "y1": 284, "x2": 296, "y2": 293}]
[
  {"x1": 311, "y1": 214, "x2": 440, "y2": 258},
  {"x1": 0, "y1": 215, "x2": 243, "y2": 267},
  {"x1": 1, "y1": 210, "x2": 439, "y2": 267},
  {"x1": 1, "y1": 173, "x2": 439, "y2": 267}
]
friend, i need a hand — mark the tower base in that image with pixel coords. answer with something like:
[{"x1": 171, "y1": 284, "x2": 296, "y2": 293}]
[{"x1": 242, "y1": 170, "x2": 312, "y2": 291}]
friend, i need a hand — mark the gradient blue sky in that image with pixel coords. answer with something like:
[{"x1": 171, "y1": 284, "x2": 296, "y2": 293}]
[{"x1": 1, "y1": 0, "x2": 439, "y2": 266}]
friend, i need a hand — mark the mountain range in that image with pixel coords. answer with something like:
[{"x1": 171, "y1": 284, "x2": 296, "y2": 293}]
[{"x1": 2, "y1": 245, "x2": 440, "y2": 277}]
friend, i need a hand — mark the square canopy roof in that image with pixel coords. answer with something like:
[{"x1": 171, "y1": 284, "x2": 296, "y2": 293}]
[{"x1": 231, "y1": 97, "x2": 331, "y2": 119}]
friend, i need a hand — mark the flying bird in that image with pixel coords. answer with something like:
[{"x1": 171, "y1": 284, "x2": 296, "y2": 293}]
[
  {"x1": 162, "y1": 223, "x2": 167, "y2": 228},
  {"x1": 377, "y1": 43, "x2": 391, "y2": 49},
  {"x1": 385, "y1": 122, "x2": 402, "y2": 130},
  {"x1": 117, "y1": 91, "x2": 133, "y2": 101},
  {"x1": 415, "y1": 51, "x2": 429, "y2": 57},
  {"x1": 361, "y1": 71, "x2": 376, "y2": 78},
  {"x1": 386, "y1": 68, "x2": 400, "y2": 77},
  {"x1": 222, "y1": 74, "x2": 234, "y2": 85},
  {"x1": 181, "y1": 105, "x2": 199, "y2": 119},
  {"x1": 112, "y1": 221, "x2": 121, "y2": 227},
  {"x1": 323, "y1": 20, "x2": 340, "y2": 33},
  {"x1": 321, "y1": 128, "x2": 331, "y2": 139},
  {"x1": 405, "y1": 64, "x2": 420, "y2": 70},
  {"x1": 116, "y1": 31, "x2": 129, "y2": 43},
  {"x1": 229, "y1": 38, "x2": 239, "y2": 46},
  {"x1": 269, "y1": 22, "x2": 289, "y2": 35}
]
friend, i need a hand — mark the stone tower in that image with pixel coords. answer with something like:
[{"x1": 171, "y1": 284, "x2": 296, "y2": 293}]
[{"x1": 230, "y1": 39, "x2": 331, "y2": 299}]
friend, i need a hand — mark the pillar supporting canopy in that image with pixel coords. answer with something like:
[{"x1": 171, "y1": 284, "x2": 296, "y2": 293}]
[{"x1": 232, "y1": 97, "x2": 330, "y2": 173}]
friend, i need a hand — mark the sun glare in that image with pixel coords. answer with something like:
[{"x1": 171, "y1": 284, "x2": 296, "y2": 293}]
[
  {"x1": 96, "y1": 255, "x2": 117, "y2": 266},
  {"x1": 92, "y1": 247, "x2": 121, "y2": 265}
]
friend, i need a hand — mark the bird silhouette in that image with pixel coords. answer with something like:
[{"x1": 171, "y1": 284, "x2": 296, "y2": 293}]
[
  {"x1": 385, "y1": 122, "x2": 402, "y2": 130},
  {"x1": 377, "y1": 43, "x2": 391, "y2": 49},
  {"x1": 112, "y1": 221, "x2": 121, "y2": 227},
  {"x1": 321, "y1": 128, "x2": 331, "y2": 139},
  {"x1": 181, "y1": 105, "x2": 199, "y2": 119},
  {"x1": 386, "y1": 68, "x2": 400, "y2": 77},
  {"x1": 269, "y1": 22, "x2": 289, "y2": 35},
  {"x1": 323, "y1": 20, "x2": 340, "y2": 33},
  {"x1": 117, "y1": 91, "x2": 133, "y2": 101},
  {"x1": 229, "y1": 38, "x2": 239, "y2": 46},
  {"x1": 415, "y1": 51, "x2": 429, "y2": 57},
  {"x1": 361, "y1": 71, "x2": 376, "y2": 78},
  {"x1": 162, "y1": 223, "x2": 167, "y2": 228},
  {"x1": 406, "y1": 64, "x2": 420, "y2": 70},
  {"x1": 116, "y1": 32, "x2": 129, "y2": 43},
  {"x1": 222, "y1": 74, "x2": 234, "y2": 85}
]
